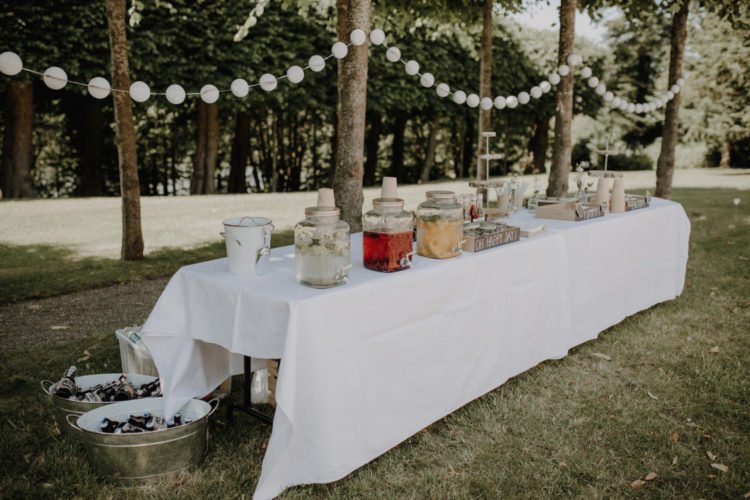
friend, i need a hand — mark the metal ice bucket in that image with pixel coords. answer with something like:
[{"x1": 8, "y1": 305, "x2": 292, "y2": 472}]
[{"x1": 68, "y1": 398, "x2": 218, "y2": 483}]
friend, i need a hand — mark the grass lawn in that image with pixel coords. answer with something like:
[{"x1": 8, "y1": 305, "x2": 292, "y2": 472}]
[{"x1": 0, "y1": 188, "x2": 747, "y2": 498}]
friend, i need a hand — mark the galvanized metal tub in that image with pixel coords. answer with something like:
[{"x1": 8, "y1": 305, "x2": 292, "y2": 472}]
[
  {"x1": 42, "y1": 373, "x2": 158, "y2": 439},
  {"x1": 68, "y1": 398, "x2": 218, "y2": 483}
]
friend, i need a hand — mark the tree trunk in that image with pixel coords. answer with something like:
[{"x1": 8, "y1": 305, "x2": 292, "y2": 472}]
[
  {"x1": 333, "y1": 0, "x2": 370, "y2": 232},
  {"x1": 191, "y1": 102, "x2": 218, "y2": 194},
  {"x1": 364, "y1": 109, "x2": 381, "y2": 186},
  {"x1": 719, "y1": 141, "x2": 731, "y2": 168},
  {"x1": 547, "y1": 0, "x2": 576, "y2": 198},
  {"x1": 1, "y1": 80, "x2": 34, "y2": 198},
  {"x1": 476, "y1": 0, "x2": 493, "y2": 181},
  {"x1": 420, "y1": 114, "x2": 441, "y2": 183},
  {"x1": 529, "y1": 115, "x2": 550, "y2": 174},
  {"x1": 462, "y1": 114, "x2": 475, "y2": 178},
  {"x1": 655, "y1": 0, "x2": 688, "y2": 199},
  {"x1": 391, "y1": 112, "x2": 406, "y2": 182},
  {"x1": 229, "y1": 111, "x2": 250, "y2": 193},
  {"x1": 79, "y1": 99, "x2": 103, "y2": 196},
  {"x1": 106, "y1": 0, "x2": 143, "y2": 260}
]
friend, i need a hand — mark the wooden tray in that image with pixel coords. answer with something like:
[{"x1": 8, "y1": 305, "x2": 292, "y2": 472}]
[
  {"x1": 625, "y1": 194, "x2": 650, "y2": 211},
  {"x1": 535, "y1": 201, "x2": 604, "y2": 221}
]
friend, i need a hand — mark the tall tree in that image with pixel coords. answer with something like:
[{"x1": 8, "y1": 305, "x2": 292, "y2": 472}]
[
  {"x1": 547, "y1": 0, "x2": 576, "y2": 197},
  {"x1": 229, "y1": 110, "x2": 251, "y2": 193},
  {"x1": 1, "y1": 80, "x2": 34, "y2": 198},
  {"x1": 190, "y1": 102, "x2": 219, "y2": 194},
  {"x1": 333, "y1": 0, "x2": 371, "y2": 231},
  {"x1": 655, "y1": 0, "x2": 688, "y2": 199},
  {"x1": 476, "y1": 0, "x2": 493, "y2": 180},
  {"x1": 106, "y1": 0, "x2": 144, "y2": 260}
]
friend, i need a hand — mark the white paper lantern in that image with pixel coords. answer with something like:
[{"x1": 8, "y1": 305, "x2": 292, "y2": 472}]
[
  {"x1": 287, "y1": 65, "x2": 304, "y2": 84},
  {"x1": 637, "y1": 103, "x2": 646, "y2": 114},
  {"x1": 480, "y1": 97, "x2": 493, "y2": 110},
  {"x1": 611, "y1": 97, "x2": 621, "y2": 107},
  {"x1": 405, "y1": 60, "x2": 419, "y2": 76},
  {"x1": 518, "y1": 91, "x2": 530, "y2": 105},
  {"x1": 540, "y1": 81, "x2": 551, "y2": 93},
  {"x1": 200, "y1": 84, "x2": 219, "y2": 104},
  {"x1": 667, "y1": 90, "x2": 675, "y2": 100},
  {"x1": 420, "y1": 72, "x2": 434, "y2": 88},
  {"x1": 385, "y1": 46, "x2": 401, "y2": 63},
  {"x1": 494, "y1": 96, "x2": 507, "y2": 109},
  {"x1": 581, "y1": 67, "x2": 592, "y2": 79},
  {"x1": 260, "y1": 73, "x2": 277, "y2": 92},
  {"x1": 549, "y1": 73, "x2": 561, "y2": 85},
  {"x1": 466, "y1": 93, "x2": 480, "y2": 108},
  {"x1": 558, "y1": 64, "x2": 570, "y2": 77},
  {"x1": 530, "y1": 86, "x2": 542, "y2": 99},
  {"x1": 436, "y1": 83, "x2": 450, "y2": 98},
  {"x1": 370, "y1": 29, "x2": 385, "y2": 46},
  {"x1": 604, "y1": 91, "x2": 614, "y2": 102},
  {"x1": 627, "y1": 103, "x2": 635, "y2": 113},
  {"x1": 166, "y1": 84, "x2": 185, "y2": 104},
  {"x1": 587, "y1": 77, "x2": 599, "y2": 88},
  {"x1": 453, "y1": 90, "x2": 467, "y2": 105},
  {"x1": 87, "y1": 77, "x2": 111, "y2": 99},
  {"x1": 231, "y1": 78, "x2": 249, "y2": 97},
  {"x1": 506, "y1": 96, "x2": 518, "y2": 109},
  {"x1": 129, "y1": 81, "x2": 150, "y2": 102},
  {"x1": 676, "y1": 77, "x2": 686, "y2": 87},
  {"x1": 671, "y1": 84, "x2": 680, "y2": 94},
  {"x1": 309, "y1": 55, "x2": 325, "y2": 72},
  {"x1": 43, "y1": 66, "x2": 67, "y2": 90},
  {"x1": 0, "y1": 51, "x2": 22, "y2": 76},
  {"x1": 595, "y1": 83, "x2": 606, "y2": 96},
  {"x1": 350, "y1": 29, "x2": 366, "y2": 46},
  {"x1": 332, "y1": 41, "x2": 349, "y2": 59},
  {"x1": 566, "y1": 54, "x2": 579, "y2": 66},
  {"x1": 619, "y1": 101, "x2": 628, "y2": 111}
]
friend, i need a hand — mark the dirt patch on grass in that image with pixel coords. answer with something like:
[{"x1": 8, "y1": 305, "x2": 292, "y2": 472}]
[{"x1": 0, "y1": 278, "x2": 168, "y2": 352}]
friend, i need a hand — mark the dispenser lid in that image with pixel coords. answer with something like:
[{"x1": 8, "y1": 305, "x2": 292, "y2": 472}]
[
  {"x1": 381, "y1": 177, "x2": 398, "y2": 199},
  {"x1": 373, "y1": 197, "x2": 404, "y2": 209},
  {"x1": 425, "y1": 190, "x2": 456, "y2": 200},
  {"x1": 305, "y1": 206, "x2": 340, "y2": 217},
  {"x1": 317, "y1": 188, "x2": 335, "y2": 207}
]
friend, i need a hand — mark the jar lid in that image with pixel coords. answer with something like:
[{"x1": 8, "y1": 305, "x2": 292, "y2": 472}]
[
  {"x1": 373, "y1": 197, "x2": 404, "y2": 209},
  {"x1": 304, "y1": 206, "x2": 340, "y2": 217},
  {"x1": 425, "y1": 190, "x2": 455, "y2": 200},
  {"x1": 223, "y1": 216, "x2": 272, "y2": 228}
]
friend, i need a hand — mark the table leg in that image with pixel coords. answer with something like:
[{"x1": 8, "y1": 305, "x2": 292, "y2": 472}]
[{"x1": 226, "y1": 356, "x2": 274, "y2": 425}]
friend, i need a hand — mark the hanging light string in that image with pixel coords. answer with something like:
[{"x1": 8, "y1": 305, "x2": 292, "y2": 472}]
[
  {"x1": 0, "y1": 27, "x2": 684, "y2": 115},
  {"x1": 376, "y1": 31, "x2": 686, "y2": 115},
  {"x1": 0, "y1": 33, "x2": 359, "y2": 103}
]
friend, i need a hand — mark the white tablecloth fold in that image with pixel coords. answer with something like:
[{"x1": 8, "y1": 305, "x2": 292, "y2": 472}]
[{"x1": 141, "y1": 197, "x2": 689, "y2": 500}]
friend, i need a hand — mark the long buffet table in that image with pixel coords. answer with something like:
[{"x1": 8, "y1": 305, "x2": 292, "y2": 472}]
[{"x1": 141, "y1": 197, "x2": 690, "y2": 500}]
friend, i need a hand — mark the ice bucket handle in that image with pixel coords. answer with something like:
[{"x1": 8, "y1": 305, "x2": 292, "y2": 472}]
[
  {"x1": 40, "y1": 380, "x2": 55, "y2": 396},
  {"x1": 66, "y1": 413, "x2": 83, "y2": 433},
  {"x1": 220, "y1": 232, "x2": 242, "y2": 247}
]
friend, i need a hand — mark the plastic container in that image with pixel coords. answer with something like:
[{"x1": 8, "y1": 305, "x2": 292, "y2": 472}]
[
  {"x1": 294, "y1": 206, "x2": 351, "y2": 288},
  {"x1": 68, "y1": 398, "x2": 218, "y2": 483},
  {"x1": 362, "y1": 198, "x2": 414, "y2": 272},
  {"x1": 416, "y1": 191, "x2": 464, "y2": 259},
  {"x1": 116, "y1": 326, "x2": 158, "y2": 376}
]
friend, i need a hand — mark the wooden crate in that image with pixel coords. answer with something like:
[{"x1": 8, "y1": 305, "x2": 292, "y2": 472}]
[
  {"x1": 535, "y1": 201, "x2": 604, "y2": 222},
  {"x1": 462, "y1": 224, "x2": 520, "y2": 252},
  {"x1": 625, "y1": 194, "x2": 650, "y2": 211}
]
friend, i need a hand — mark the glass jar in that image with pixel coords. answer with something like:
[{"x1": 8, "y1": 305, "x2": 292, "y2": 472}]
[
  {"x1": 416, "y1": 191, "x2": 464, "y2": 259},
  {"x1": 362, "y1": 198, "x2": 414, "y2": 272},
  {"x1": 294, "y1": 207, "x2": 351, "y2": 288}
]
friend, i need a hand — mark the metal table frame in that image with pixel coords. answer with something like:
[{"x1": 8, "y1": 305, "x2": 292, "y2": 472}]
[{"x1": 226, "y1": 356, "x2": 274, "y2": 425}]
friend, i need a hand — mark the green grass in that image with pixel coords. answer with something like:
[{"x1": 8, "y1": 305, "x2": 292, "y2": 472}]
[
  {"x1": 0, "y1": 230, "x2": 294, "y2": 305},
  {"x1": 0, "y1": 188, "x2": 748, "y2": 498}
]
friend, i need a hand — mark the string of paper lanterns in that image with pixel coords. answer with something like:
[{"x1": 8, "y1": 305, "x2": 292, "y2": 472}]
[
  {"x1": 1, "y1": 27, "x2": 685, "y2": 116},
  {"x1": 0, "y1": 32, "x2": 363, "y2": 104}
]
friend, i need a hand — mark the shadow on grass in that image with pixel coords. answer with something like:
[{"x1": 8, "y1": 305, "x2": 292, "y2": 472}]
[{"x1": 0, "y1": 230, "x2": 294, "y2": 305}]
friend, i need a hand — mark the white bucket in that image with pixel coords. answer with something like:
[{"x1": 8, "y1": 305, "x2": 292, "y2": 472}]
[{"x1": 221, "y1": 217, "x2": 273, "y2": 276}]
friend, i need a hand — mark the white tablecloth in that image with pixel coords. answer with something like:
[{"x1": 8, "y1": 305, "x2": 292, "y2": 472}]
[{"x1": 141, "y1": 197, "x2": 689, "y2": 499}]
